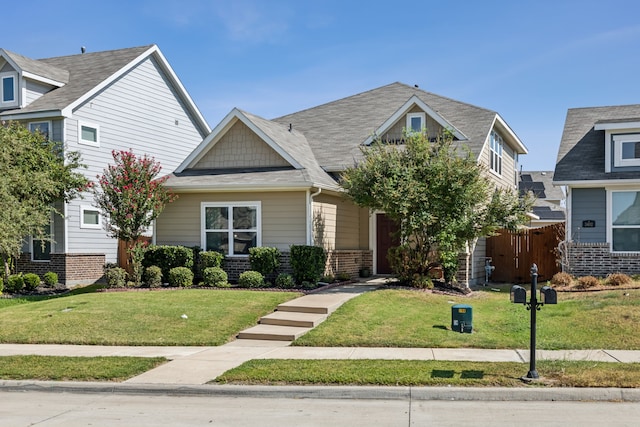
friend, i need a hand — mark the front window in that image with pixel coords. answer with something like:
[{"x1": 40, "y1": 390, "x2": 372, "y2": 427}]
[
  {"x1": 29, "y1": 121, "x2": 51, "y2": 139},
  {"x1": 613, "y1": 134, "x2": 640, "y2": 167},
  {"x1": 80, "y1": 205, "x2": 101, "y2": 229},
  {"x1": 202, "y1": 202, "x2": 260, "y2": 256},
  {"x1": 1, "y1": 73, "x2": 17, "y2": 103},
  {"x1": 490, "y1": 131, "x2": 503, "y2": 175},
  {"x1": 32, "y1": 222, "x2": 52, "y2": 262},
  {"x1": 611, "y1": 191, "x2": 640, "y2": 251}
]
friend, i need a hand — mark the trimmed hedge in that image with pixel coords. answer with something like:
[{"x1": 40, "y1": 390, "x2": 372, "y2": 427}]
[
  {"x1": 144, "y1": 265, "x2": 163, "y2": 288},
  {"x1": 200, "y1": 251, "x2": 224, "y2": 269},
  {"x1": 143, "y1": 245, "x2": 194, "y2": 279},
  {"x1": 249, "y1": 247, "x2": 281, "y2": 276},
  {"x1": 202, "y1": 267, "x2": 228, "y2": 287},
  {"x1": 238, "y1": 270, "x2": 265, "y2": 288},
  {"x1": 290, "y1": 245, "x2": 326, "y2": 284},
  {"x1": 23, "y1": 273, "x2": 41, "y2": 291},
  {"x1": 168, "y1": 267, "x2": 193, "y2": 287},
  {"x1": 43, "y1": 271, "x2": 58, "y2": 287}
]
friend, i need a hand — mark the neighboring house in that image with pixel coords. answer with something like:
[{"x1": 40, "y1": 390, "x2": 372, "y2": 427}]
[
  {"x1": 0, "y1": 45, "x2": 210, "y2": 285},
  {"x1": 156, "y1": 82, "x2": 527, "y2": 286},
  {"x1": 554, "y1": 104, "x2": 640, "y2": 277},
  {"x1": 519, "y1": 171, "x2": 566, "y2": 228}
]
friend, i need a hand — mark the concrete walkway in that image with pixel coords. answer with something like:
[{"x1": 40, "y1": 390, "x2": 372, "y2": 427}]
[{"x1": 1, "y1": 279, "x2": 639, "y2": 386}]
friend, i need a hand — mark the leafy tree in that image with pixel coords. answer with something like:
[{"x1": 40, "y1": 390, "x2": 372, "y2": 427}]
[
  {"x1": 0, "y1": 121, "x2": 88, "y2": 278},
  {"x1": 93, "y1": 150, "x2": 176, "y2": 284},
  {"x1": 341, "y1": 130, "x2": 532, "y2": 285}
]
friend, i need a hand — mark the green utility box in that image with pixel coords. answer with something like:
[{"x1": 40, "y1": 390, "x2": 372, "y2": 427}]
[{"x1": 451, "y1": 304, "x2": 473, "y2": 333}]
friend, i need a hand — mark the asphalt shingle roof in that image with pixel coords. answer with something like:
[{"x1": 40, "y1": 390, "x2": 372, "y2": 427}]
[{"x1": 555, "y1": 104, "x2": 640, "y2": 182}]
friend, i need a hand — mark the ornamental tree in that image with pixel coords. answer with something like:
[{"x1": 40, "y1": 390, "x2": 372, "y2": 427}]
[
  {"x1": 0, "y1": 121, "x2": 88, "y2": 278},
  {"x1": 341, "y1": 130, "x2": 532, "y2": 285},
  {"x1": 94, "y1": 150, "x2": 176, "y2": 283}
]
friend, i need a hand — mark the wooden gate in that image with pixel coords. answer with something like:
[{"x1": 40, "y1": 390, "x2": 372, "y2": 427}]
[{"x1": 486, "y1": 223, "x2": 564, "y2": 284}]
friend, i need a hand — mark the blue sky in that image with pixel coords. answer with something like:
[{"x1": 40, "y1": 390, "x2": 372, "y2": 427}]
[{"x1": 4, "y1": 0, "x2": 640, "y2": 171}]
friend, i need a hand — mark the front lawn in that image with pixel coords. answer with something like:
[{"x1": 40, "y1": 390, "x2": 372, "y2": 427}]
[
  {"x1": 0, "y1": 289, "x2": 299, "y2": 346},
  {"x1": 293, "y1": 286, "x2": 640, "y2": 350}
]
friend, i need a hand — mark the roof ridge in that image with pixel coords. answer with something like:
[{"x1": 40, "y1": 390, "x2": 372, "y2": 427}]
[
  {"x1": 395, "y1": 82, "x2": 496, "y2": 114},
  {"x1": 568, "y1": 103, "x2": 640, "y2": 112},
  {"x1": 36, "y1": 44, "x2": 155, "y2": 61}
]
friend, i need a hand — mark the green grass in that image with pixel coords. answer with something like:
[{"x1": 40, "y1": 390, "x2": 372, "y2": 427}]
[
  {"x1": 214, "y1": 359, "x2": 640, "y2": 388},
  {"x1": 292, "y1": 286, "x2": 640, "y2": 350},
  {"x1": 0, "y1": 355, "x2": 166, "y2": 381},
  {"x1": 0, "y1": 289, "x2": 299, "y2": 345}
]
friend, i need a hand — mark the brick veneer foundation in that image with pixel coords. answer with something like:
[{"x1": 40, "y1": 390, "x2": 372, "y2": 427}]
[
  {"x1": 17, "y1": 253, "x2": 105, "y2": 286},
  {"x1": 566, "y1": 242, "x2": 640, "y2": 277}
]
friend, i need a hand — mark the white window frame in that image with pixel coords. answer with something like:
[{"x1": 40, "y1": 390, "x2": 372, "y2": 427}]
[
  {"x1": 80, "y1": 205, "x2": 102, "y2": 229},
  {"x1": 78, "y1": 121, "x2": 100, "y2": 147},
  {"x1": 613, "y1": 134, "x2": 640, "y2": 168},
  {"x1": 29, "y1": 120, "x2": 52, "y2": 139},
  {"x1": 31, "y1": 216, "x2": 54, "y2": 262},
  {"x1": 489, "y1": 130, "x2": 503, "y2": 176},
  {"x1": 201, "y1": 202, "x2": 262, "y2": 257},
  {"x1": 406, "y1": 112, "x2": 426, "y2": 134},
  {"x1": 1, "y1": 72, "x2": 17, "y2": 104},
  {"x1": 607, "y1": 189, "x2": 640, "y2": 253}
]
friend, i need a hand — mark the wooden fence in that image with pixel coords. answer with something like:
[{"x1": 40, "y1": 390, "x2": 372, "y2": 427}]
[{"x1": 486, "y1": 223, "x2": 564, "y2": 284}]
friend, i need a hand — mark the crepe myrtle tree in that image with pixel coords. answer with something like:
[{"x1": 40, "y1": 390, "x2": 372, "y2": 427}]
[
  {"x1": 94, "y1": 150, "x2": 176, "y2": 284},
  {"x1": 0, "y1": 121, "x2": 88, "y2": 279},
  {"x1": 341, "y1": 130, "x2": 532, "y2": 286}
]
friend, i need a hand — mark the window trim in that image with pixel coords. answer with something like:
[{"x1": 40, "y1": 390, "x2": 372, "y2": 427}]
[
  {"x1": 613, "y1": 134, "x2": 640, "y2": 168},
  {"x1": 201, "y1": 201, "x2": 262, "y2": 257},
  {"x1": 80, "y1": 205, "x2": 102, "y2": 229},
  {"x1": 489, "y1": 130, "x2": 503, "y2": 176},
  {"x1": 1, "y1": 72, "x2": 17, "y2": 104},
  {"x1": 406, "y1": 112, "x2": 426, "y2": 134},
  {"x1": 607, "y1": 189, "x2": 640, "y2": 253},
  {"x1": 29, "y1": 120, "x2": 52, "y2": 140},
  {"x1": 78, "y1": 121, "x2": 100, "y2": 147}
]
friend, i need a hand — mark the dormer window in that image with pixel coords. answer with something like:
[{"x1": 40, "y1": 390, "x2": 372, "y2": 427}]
[
  {"x1": 406, "y1": 112, "x2": 426, "y2": 134},
  {"x1": 613, "y1": 134, "x2": 640, "y2": 167},
  {"x1": 490, "y1": 130, "x2": 503, "y2": 175},
  {"x1": 1, "y1": 72, "x2": 17, "y2": 105}
]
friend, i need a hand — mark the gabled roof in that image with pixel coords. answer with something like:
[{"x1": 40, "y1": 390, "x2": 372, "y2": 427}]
[
  {"x1": 169, "y1": 108, "x2": 341, "y2": 192},
  {"x1": 274, "y1": 82, "x2": 527, "y2": 171},
  {"x1": 554, "y1": 104, "x2": 640, "y2": 183},
  {"x1": 519, "y1": 171, "x2": 566, "y2": 221},
  {"x1": 0, "y1": 48, "x2": 69, "y2": 86},
  {"x1": 0, "y1": 45, "x2": 210, "y2": 135}
]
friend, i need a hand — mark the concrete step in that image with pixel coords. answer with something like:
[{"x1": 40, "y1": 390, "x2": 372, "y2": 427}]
[
  {"x1": 237, "y1": 324, "x2": 311, "y2": 341},
  {"x1": 260, "y1": 311, "x2": 327, "y2": 328},
  {"x1": 276, "y1": 293, "x2": 351, "y2": 315}
]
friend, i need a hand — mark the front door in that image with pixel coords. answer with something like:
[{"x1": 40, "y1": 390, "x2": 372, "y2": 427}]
[{"x1": 376, "y1": 213, "x2": 399, "y2": 274}]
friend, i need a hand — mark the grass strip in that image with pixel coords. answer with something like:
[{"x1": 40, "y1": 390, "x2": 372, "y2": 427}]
[
  {"x1": 0, "y1": 355, "x2": 166, "y2": 381},
  {"x1": 214, "y1": 359, "x2": 640, "y2": 388}
]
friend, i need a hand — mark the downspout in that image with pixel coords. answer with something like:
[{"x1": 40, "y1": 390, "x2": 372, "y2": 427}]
[{"x1": 307, "y1": 188, "x2": 322, "y2": 245}]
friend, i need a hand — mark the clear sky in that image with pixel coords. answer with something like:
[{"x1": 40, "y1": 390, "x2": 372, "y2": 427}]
[{"x1": 4, "y1": 0, "x2": 640, "y2": 172}]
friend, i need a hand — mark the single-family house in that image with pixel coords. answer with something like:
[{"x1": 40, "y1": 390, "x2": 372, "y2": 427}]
[
  {"x1": 519, "y1": 171, "x2": 566, "y2": 228},
  {"x1": 156, "y1": 82, "x2": 527, "y2": 286},
  {"x1": 554, "y1": 104, "x2": 640, "y2": 276},
  {"x1": 0, "y1": 45, "x2": 210, "y2": 285}
]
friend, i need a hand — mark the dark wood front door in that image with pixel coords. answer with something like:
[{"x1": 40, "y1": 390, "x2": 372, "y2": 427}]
[{"x1": 376, "y1": 213, "x2": 399, "y2": 274}]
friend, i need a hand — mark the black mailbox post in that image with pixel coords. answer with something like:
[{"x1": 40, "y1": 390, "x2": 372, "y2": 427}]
[{"x1": 510, "y1": 264, "x2": 557, "y2": 380}]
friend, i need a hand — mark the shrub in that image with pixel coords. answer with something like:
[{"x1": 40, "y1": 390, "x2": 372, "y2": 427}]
[
  {"x1": 275, "y1": 273, "x2": 296, "y2": 289},
  {"x1": 144, "y1": 266, "x2": 163, "y2": 288},
  {"x1": 320, "y1": 275, "x2": 335, "y2": 283},
  {"x1": 23, "y1": 273, "x2": 41, "y2": 291},
  {"x1": 551, "y1": 272, "x2": 574, "y2": 288},
  {"x1": 0, "y1": 277, "x2": 4, "y2": 294},
  {"x1": 43, "y1": 271, "x2": 58, "y2": 287},
  {"x1": 143, "y1": 245, "x2": 194, "y2": 279},
  {"x1": 336, "y1": 272, "x2": 351, "y2": 282},
  {"x1": 301, "y1": 281, "x2": 317, "y2": 290},
  {"x1": 411, "y1": 274, "x2": 434, "y2": 289},
  {"x1": 249, "y1": 247, "x2": 281, "y2": 276},
  {"x1": 202, "y1": 267, "x2": 228, "y2": 287},
  {"x1": 104, "y1": 266, "x2": 127, "y2": 288},
  {"x1": 238, "y1": 270, "x2": 265, "y2": 288},
  {"x1": 6, "y1": 274, "x2": 25, "y2": 293},
  {"x1": 575, "y1": 275, "x2": 601, "y2": 290},
  {"x1": 200, "y1": 251, "x2": 224, "y2": 269},
  {"x1": 168, "y1": 267, "x2": 194, "y2": 287},
  {"x1": 605, "y1": 273, "x2": 632, "y2": 287},
  {"x1": 290, "y1": 245, "x2": 326, "y2": 284}
]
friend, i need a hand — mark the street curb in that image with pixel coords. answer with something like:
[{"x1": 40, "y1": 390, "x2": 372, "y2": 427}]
[{"x1": 1, "y1": 381, "x2": 639, "y2": 402}]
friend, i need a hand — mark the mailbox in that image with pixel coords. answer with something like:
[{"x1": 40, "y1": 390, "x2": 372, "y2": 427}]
[
  {"x1": 510, "y1": 285, "x2": 527, "y2": 304},
  {"x1": 451, "y1": 304, "x2": 473, "y2": 333},
  {"x1": 540, "y1": 286, "x2": 557, "y2": 305}
]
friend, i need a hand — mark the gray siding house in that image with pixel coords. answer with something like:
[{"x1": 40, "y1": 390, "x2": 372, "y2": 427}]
[
  {"x1": 554, "y1": 105, "x2": 640, "y2": 276},
  {"x1": 519, "y1": 171, "x2": 566, "y2": 228},
  {"x1": 0, "y1": 45, "x2": 210, "y2": 285},
  {"x1": 156, "y1": 83, "x2": 527, "y2": 286}
]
